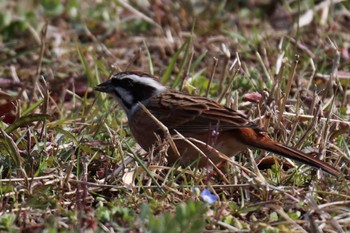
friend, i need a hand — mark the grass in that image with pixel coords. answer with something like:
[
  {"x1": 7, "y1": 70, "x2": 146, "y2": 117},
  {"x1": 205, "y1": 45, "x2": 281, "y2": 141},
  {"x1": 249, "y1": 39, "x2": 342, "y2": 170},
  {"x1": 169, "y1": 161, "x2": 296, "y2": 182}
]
[{"x1": 0, "y1": 0, "x2": 350, "y2": 232}]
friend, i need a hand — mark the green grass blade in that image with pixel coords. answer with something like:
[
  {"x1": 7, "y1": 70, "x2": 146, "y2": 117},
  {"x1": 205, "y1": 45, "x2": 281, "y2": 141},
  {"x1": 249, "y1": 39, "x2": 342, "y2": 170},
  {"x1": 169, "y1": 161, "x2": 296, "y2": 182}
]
[
  {"x1": 161, "y1": 39, "x2": 190, "y2": 84},
  {"x1": 77, "y1": 46, "x2": 95, "y2": 87},
  {"x1": 22, "y1": 99, "x2": 44, "y2": 116},
  {"x1": 5, "y1": 114, "x2": 50, "y2": 134},
  {"x1": 0, "y1": 128, "x2": 23, "y2": 168},
  {"x1": 143, "y1": 40, "x2": 154, "y2": 75},
  {"x1": 172, "y1": 37, "x2": 192, "y2": 88},
  {"x1": 54, "y1": 127, "x2": 79, "y2": 145},
  {"x1": 190, "y1": 50, "x2": 207, "y2": 72}
]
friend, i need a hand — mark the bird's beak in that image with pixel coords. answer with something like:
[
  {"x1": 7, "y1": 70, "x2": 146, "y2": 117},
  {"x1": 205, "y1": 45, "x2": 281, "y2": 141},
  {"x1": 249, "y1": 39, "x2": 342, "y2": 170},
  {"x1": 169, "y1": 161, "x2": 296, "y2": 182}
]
[{"x1": 95, "y1": 80, "x2": 113, "y2": 93}]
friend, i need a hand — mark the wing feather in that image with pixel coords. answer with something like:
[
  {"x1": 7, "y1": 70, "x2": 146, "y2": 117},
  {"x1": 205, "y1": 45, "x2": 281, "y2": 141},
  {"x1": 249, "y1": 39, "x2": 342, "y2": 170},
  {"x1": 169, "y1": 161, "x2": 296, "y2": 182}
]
[{"x1": 146, "y1": 92, "x2": 258, "y2": 133}]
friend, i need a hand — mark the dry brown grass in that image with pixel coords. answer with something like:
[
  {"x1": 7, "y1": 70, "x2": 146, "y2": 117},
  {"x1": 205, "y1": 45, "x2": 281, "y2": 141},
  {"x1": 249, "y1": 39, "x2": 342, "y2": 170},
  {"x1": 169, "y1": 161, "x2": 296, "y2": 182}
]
[{"x1": 0, "y1": 0, "x2": 349, "y2": 232}]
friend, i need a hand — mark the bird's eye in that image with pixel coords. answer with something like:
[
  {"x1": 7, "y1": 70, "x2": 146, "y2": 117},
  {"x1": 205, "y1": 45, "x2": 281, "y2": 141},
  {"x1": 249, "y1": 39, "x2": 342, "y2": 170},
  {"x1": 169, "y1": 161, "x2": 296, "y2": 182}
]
[
  {"x1": 123, "y1": 78, "x2": 133, "y2": 87},
  {"x1": 112, "y1": 77, "x2": 133, "y2": 88}
]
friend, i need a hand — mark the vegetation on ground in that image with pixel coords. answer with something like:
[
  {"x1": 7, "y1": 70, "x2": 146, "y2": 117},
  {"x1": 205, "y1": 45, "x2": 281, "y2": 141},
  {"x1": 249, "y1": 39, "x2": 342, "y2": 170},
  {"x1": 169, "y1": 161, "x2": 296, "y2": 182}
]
[{"x1": 0, "y1": 0, "x2": 349, "y2": 232}]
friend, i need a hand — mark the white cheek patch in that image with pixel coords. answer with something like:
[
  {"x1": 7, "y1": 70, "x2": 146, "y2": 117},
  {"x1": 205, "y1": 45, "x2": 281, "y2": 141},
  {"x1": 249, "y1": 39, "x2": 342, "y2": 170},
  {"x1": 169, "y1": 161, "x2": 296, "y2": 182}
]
[{"x1": 115, "y1": 87, "x2": 133, "y2": 108}]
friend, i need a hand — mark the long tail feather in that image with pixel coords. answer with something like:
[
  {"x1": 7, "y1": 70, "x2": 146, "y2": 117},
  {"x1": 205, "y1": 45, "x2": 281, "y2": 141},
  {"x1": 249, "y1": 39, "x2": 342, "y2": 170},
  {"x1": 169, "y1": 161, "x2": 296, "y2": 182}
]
[{"x1": 238, "y1": 128, "x2": 340, "y2": 176}]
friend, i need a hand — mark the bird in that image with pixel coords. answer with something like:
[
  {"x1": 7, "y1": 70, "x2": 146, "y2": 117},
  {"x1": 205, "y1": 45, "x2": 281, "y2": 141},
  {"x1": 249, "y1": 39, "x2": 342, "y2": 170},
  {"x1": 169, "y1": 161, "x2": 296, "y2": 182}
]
[{"x1": 95, "y1": 71, "x2": 340, "y2": 177}]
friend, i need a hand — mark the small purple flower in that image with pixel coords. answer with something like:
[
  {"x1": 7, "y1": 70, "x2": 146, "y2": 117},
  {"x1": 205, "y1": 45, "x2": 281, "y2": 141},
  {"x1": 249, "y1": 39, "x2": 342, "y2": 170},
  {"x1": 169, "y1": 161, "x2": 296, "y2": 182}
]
[{"x1": 201, "y1": 189, "x2": 217, "y2": 204}]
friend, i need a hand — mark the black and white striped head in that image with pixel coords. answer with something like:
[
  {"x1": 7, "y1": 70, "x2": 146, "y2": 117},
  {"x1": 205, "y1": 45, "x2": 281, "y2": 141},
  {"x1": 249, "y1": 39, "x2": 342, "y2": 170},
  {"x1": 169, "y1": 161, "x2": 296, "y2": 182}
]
[{"x1": 95, "y1": 71, "x2": 167, "y2": 116}]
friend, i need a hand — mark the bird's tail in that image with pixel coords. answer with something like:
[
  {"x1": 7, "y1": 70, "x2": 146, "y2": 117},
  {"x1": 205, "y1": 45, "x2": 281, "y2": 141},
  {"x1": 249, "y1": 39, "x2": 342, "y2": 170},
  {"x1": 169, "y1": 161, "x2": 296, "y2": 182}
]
[{"x1": 237, "y1": 128, "x2": 340, "y2": 176}]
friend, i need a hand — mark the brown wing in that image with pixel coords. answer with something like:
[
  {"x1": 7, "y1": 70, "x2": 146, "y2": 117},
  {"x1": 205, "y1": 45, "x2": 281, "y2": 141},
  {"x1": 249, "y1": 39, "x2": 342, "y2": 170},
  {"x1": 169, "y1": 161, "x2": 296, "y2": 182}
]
[{"x1": 145, "y1": 91, "x2": 258, "y2": 133}]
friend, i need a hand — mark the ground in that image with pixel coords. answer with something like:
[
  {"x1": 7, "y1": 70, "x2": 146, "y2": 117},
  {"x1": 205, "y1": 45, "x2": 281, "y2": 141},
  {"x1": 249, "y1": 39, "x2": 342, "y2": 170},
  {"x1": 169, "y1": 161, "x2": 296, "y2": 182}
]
[{"x1": 0, "y1": 0, "x2": 349, "y2": 232}]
